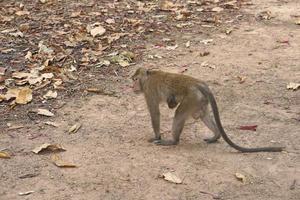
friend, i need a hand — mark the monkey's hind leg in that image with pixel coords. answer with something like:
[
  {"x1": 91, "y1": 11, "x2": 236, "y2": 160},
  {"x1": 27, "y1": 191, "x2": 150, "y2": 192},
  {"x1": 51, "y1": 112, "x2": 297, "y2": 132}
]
[
  {"x1": 200, "y1": 111, "x2": 221, "y2": 143},
  {"x1": 154, "y1": 114, "x2": 185, "y2": 146}
]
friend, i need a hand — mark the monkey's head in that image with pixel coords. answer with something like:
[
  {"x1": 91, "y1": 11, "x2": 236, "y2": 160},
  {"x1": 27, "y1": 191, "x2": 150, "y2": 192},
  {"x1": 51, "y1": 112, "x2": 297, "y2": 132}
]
[{"x1": 131, "y1": 67, "x2": 149, "y2": 94}]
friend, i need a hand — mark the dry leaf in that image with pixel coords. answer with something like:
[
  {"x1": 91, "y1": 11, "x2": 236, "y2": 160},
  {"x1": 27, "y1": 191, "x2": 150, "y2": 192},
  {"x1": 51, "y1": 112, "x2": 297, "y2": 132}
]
[
  {"x1": 9, "y1": 31, "x2": 24, "y2": 38},
  {"x1": 107, "y1": 33, "x2": 128, "y2": 44},
  {"x1": 25, "y1": 51, "x2": 32, "y2": 60},
  {"x1": 15, "y1": 10, "x2": 30, "y2": 16},
  {"x1": 199, "y1": 51, "x2": 210, "y2": 57},
  {"x1": 200, "y1": 61, "x2": 216, "y2": 69},
  {"x1": 4, "y1": 87, "x2": 32, "y2": 104},
  {"x1": 226, "y1": 29, "x2": 233, "y2": 35},
  {"x1": 3, "y1": 89, "x2": 19, "y2": 101},
  {"x1": 0, "y1": 67, "x2": 6, "y2": 75},
  {"x1": 18, "y1": 191, "x2": 34, "y2": 196},
  {"x1": 118, "y1": 59, "x2": 130, "y2": 67},
  {"x1": 166, "y1": 44, "x2": 178, "y2": 50},
  {"x1": 38, "y1": 41, "x2": 54, "y2": 54},
  {"x1": 160, "y1": 1, "x2": 178, "y2": 11},
  {"x1": 95, "y1": 60, "x2": 110, "y2": 68},
  {"x1": 200, "y1": 39, "x2": 213, "y2": 45},
  {"x1": 0, "y1": 151, "x2": 11, "y2": 159},
  {"x1": 86, "y1": 88, "x2": 103, "y2": 93},
  {"x1": 185, "y1": 41, "x2": 190, "y2": 48},
  {"x1": 8, "y1": 125, "x2": 24, "y2": 130},
  {"x1": 43, "y1": 90, "x2": 57, "y2": 99},
  {"x1": 68, "y1": 123, "x2": 82, "y2": 134},
  {"x1": 287, "y1": 82, "x2": 300, "y2": 90},
  {"x1": 90, "y1": 25, "x2": 106, "y2": 37},
  {"x1": 105, "y1": 18, "x2": 115, "y2": 24},
  {"x1": 19, "y1": 23, "x2": 30, "y2": 32},
  {"x1": 16, "y1": 87, "x2": 32, "y2": 104},
  {"x1": 70, "y1": 11, "x2": 81, "y2": 18},
  {"x1": 212, "y1": 7, "x2": 224, "y2": 12},
  {"x1": 235, "y1": 172, "x2": 246, "y2": 183},
  {"x1": 237, "y1": 76, "x2": 246, "y2": 84},
  {"x1": 44, "y1": 121, "x2": 59, "y2": 127},
  {"x1": 238, "y1": 125, "x2": 257, "y2": 131},
  {"x1": 42, "y1": 73, "x2": 54, "y2": 79},
  {"x1": 1, "y1": 48, "x2": 15, "y2": 53},
  {"x1": 295, "y1": 19, "x2": 300, "y2": 25},
  {"x1": 37, "y1": 109, "x2": 54, "y2": 117},
  {"x1": 32, "y1": 143, "x2": 66, "y2": 154},
  {"x1": 51, "y1": 154, "x2": 76, "y2": 168},
  {"x1": 12, "y1": 72, "x2": 30, "y2": 79},
  {"x1": 160, "y1": 172, "x2": 182, "y2": 184}
]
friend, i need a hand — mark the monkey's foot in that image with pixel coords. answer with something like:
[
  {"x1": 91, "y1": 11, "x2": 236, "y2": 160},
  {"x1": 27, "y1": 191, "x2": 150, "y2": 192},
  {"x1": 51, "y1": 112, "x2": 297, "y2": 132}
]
[
  {"x1": 154, "y1": 140, "x2": 178, "y2": 146},
  {"x1": 204, "y1": 137, "x2": 219, "y2": 143},
  {"x1": 148, "y1": 137, "x2": 161, "y2": 143}
]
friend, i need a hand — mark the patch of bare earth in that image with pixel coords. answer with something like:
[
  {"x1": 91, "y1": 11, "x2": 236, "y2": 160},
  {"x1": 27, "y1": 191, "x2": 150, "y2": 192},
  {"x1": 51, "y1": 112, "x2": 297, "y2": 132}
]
[{"x1": 1, "y1": 0, "x2": 299, "y2": 200}]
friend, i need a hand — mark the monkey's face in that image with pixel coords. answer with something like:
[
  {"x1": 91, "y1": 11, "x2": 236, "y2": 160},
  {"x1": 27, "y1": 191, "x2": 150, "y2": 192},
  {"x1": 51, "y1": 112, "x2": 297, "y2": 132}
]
[
  {"x1": 132, "y1": 78, "x2": 142, "y2": 94},
  {"x1": 131, "y1": 68, "x2": 148, "y2": 94}
]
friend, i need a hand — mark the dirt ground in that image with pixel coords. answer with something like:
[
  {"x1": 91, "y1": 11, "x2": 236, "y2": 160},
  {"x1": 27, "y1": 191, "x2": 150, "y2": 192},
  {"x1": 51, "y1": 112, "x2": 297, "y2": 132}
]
[{"x1": 1, "y1": 0, "x2": 300, "y2": 199}]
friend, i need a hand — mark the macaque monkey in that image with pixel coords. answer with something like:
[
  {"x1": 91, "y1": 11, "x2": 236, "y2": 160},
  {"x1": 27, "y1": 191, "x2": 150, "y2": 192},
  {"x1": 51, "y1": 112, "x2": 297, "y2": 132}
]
[{"x1": 131, "y1": 67, "x2": 283, "y2": 153}]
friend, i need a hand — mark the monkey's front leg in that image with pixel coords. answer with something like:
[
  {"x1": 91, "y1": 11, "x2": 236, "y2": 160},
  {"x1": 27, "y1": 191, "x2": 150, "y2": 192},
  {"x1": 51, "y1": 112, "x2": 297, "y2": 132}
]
[{"x1": 147, "y1": 101, "x2": 162, "y2": 143}]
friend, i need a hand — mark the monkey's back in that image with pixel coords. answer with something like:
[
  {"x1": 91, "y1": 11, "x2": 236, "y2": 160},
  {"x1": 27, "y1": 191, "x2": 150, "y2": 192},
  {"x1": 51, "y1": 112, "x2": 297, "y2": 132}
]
[{"x1": 147, "y1": 70, "x2": 207, "y2": 102}]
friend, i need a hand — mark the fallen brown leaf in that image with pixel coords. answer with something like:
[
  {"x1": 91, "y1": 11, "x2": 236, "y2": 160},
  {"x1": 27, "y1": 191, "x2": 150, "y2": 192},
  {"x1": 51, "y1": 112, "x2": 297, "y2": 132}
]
[
  {"x1": 235, "y1": 172, "x2": 246, "y2": 183},
  {"x1": 8, "y1": 125, "x2": 25, "y2": 130},
  {"x1": 44, "y1": 121, "x2": 59, "y2": 127},
  {"x1": 18, "y1": 191, "x2": 34, "y2": 196},
  {"x1": 287, "y1": 82, "x2": 300, "y2": 90},
  {"x1": 238, "y1": 125, "x2": 257, "y2": 131},
  {"x1": 237, "y1": 76, "x2": 246, "y2": 84},
  {"x1": 86, "y1": 88, "x2": 103, "y2": 93},
  {"x1": 51, "y1": 154, "x2": 77, "y2": 168},
  {"x1": 68, "y1": 123, "x2": 81, "y2": 134},
  {"x1": 16, "y1": 87, "x2": 32, "y2": 104},
  {"x1": 199, "y1": 51, "x2": 210, "y2": 57},
  {"x1": 212, "y1": 7, "x2": 224, "y2": 12},
  {"x1": 32, "y1": 143, "x2": 66, "y2": 154},
  {"x1": 160, "y1": 172, "x2": 182, "y2": 184},
  {"x1": 0, "y1": 151, "x2": 11, "y2": 159},
  {"x1": 37, "y1": 109, "x2": 54, "y2": 117},
  {"x1": 90, "y1": 25, "x2": 106, "y2": 37},
  {"x1": 15, "y1": 10, "x2": 30, "y2": 16},
  {"x1": 43, "y1": 90, "x2": 57, "y2": 99}
]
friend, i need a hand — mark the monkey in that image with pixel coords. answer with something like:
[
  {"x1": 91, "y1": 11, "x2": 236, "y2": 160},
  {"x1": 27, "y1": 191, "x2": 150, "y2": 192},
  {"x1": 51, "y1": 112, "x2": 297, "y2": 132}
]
[{"x1": 131, "y1": 67, "x2": 284, "y2": 153}]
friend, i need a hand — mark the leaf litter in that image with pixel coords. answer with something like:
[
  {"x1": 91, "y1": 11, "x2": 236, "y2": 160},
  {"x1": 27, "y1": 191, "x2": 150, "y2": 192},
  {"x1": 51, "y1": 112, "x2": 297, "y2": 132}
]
[{"x1": 0, "y1": 0, "x2": 243, "y2": 112}]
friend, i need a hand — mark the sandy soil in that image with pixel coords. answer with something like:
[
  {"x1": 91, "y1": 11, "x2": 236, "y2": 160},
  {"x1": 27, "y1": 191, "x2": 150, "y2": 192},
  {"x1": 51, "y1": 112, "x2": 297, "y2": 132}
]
[{"x1": 1, "y1": 0, "x2": 299, "y2": 199}]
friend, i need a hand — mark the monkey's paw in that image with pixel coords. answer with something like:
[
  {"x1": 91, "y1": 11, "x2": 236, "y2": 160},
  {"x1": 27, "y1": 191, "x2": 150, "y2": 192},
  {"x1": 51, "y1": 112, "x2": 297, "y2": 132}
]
[
  {"x1": 154, "y1": 140, "x2": 178, "y2": 146},
  {"x1": 203, "y1": 138, "x2": 219, "y2": 143},
  {"x1": 148, "y1": 137, "x2": 161, "y2": 143}
]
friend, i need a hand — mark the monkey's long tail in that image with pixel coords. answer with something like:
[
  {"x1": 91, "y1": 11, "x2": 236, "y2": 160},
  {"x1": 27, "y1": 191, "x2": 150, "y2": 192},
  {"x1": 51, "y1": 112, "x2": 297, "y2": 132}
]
[{"x1": 197, "y1": 85, "x2": 284, "y2": 153}]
